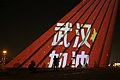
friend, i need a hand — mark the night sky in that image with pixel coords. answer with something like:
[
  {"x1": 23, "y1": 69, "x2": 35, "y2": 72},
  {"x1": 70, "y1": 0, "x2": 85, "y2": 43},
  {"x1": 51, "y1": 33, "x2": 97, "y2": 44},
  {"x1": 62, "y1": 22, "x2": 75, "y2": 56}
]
[{"x1": 0, "y1": 0, "x2": 119, "y2": 63}]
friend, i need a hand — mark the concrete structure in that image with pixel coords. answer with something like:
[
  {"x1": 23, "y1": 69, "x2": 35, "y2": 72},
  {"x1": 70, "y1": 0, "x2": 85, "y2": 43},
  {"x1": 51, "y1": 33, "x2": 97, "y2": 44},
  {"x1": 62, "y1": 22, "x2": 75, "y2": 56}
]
[{"x1": 5, "y1": 0, "x2": 119, "y2": 68}]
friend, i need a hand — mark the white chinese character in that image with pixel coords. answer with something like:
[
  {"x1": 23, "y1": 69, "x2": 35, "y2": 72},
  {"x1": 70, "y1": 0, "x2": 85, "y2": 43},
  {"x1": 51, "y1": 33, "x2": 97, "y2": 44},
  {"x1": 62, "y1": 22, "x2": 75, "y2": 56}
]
[
  {"x1": 75, "y1": 51, "x2": 89, "y2": 68},
  {"x1": 58, "y1": 53, "x2": 68, "y2": 68},
  {"x1": 73, "y1": 23, "x2": 91, "y2": 48},
  {"x1": 52, "y1": 22, "x2": 72, "y2": 47},
  {"x1": 48, "y1": 50, "x2": 59, "y2": 68},
  {"x1": 48, "y1": 50, "x2": 68, "y2": 68}
]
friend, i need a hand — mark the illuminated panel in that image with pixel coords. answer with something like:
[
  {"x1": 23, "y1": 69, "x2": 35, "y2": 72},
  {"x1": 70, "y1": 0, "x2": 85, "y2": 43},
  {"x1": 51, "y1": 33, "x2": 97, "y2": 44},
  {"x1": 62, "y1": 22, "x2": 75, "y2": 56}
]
[
  {"x1": 89, "y1": 0, "x2": 112, "y2": 67},
  {"x1": 99, "y1": 0, "x2": 119, "y2": 67},
  {"x1": 89, "y1": 0, "x2": 119, "y2": 67},
  {"x1": 5, "y1": 0, "x2": 119, "y2": 68}
]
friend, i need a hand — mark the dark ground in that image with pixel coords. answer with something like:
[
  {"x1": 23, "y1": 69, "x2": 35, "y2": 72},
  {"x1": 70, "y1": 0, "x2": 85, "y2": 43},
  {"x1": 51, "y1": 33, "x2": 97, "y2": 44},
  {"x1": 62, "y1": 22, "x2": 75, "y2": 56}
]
[{"x1": 0, "y1": 67, "x2": 120, "y2": 80}]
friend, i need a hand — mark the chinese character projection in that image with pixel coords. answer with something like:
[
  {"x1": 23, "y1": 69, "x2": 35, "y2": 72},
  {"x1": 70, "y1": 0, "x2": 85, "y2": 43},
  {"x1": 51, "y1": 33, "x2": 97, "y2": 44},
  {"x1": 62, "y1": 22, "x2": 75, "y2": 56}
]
[{"x1": 5, "y1": 0, "x2": 119, "y2": 68}]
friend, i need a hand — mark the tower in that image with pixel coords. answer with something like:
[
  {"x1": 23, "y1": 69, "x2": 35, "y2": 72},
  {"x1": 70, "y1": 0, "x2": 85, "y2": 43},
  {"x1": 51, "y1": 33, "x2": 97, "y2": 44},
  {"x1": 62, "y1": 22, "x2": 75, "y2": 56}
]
[{"x1": 5, "y1": 0, "x2": 119, "y2": 68}]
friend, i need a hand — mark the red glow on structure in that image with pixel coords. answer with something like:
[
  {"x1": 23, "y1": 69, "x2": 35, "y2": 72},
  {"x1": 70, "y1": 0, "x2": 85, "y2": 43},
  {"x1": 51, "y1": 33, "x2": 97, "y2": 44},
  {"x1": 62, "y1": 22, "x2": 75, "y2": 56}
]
[{"x1": 5, "y1": 0, "x2": 119, "y2": 68}]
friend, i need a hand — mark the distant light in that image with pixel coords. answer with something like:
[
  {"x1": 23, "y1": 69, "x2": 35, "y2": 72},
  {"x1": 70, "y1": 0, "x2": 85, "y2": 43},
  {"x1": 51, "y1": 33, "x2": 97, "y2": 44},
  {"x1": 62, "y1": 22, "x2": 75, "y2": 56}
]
[
  {"x1": 113, "y1": 63, "x2": 120, "y2": 67},
  {"x1": 108, "y1": 64, "x2": 111, "y2": 66},
  {"x1": 47, "y1": 62, "x2": 50, "y2": 64},
  {"x1": 3, "y1": 50, "x2": 7, "y2": 55}
]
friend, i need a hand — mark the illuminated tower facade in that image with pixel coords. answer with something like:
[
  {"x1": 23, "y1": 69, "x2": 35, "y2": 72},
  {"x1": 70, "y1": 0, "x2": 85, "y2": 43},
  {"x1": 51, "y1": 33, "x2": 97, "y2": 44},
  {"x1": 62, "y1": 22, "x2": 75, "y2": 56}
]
[{"x1": 5, "y1": 0, "x2": 119, "y2": 68}]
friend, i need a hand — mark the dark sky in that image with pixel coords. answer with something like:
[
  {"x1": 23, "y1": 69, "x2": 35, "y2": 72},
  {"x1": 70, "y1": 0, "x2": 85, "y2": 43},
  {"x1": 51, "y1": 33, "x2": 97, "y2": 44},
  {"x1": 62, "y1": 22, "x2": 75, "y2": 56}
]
[{"x1": 0, "y1": 0, "x2": 119, "y2": 63}]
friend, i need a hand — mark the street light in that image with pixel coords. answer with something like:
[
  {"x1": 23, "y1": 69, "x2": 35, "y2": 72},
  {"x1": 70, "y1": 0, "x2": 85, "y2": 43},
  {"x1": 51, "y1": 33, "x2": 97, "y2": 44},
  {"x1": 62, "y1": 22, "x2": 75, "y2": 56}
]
[
  {"x1": 3, "y1": 50, "x2": 7, "y2": 55},
  {"x1": 2, "y1": 50, "x2": 7, "y2": 64}
]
